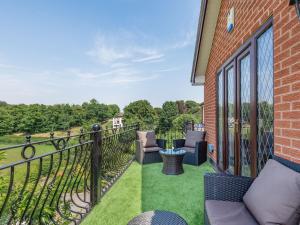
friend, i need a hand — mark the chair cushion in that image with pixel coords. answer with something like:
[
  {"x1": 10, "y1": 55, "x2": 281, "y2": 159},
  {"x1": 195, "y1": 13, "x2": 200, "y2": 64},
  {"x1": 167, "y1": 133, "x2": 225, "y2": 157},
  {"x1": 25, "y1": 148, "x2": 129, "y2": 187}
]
[
  {"x1": 184, "y1": 130, "x2": 205, "y2": 148},
  {"x1": 137, "y1": 131, "x2": 158, "y2": 148},
  {"x1": 180, "y1": 147, "x2": 195, "y2": 153},
  {"x1": 205, "y1": 200, "x2": 258, "y2": 225},
  {"x1": 143, "y1": 146, "x2": 162, "y2": 153},
  {"x1": 243, "y1": 159, "x2": 300, "y2": 225}
]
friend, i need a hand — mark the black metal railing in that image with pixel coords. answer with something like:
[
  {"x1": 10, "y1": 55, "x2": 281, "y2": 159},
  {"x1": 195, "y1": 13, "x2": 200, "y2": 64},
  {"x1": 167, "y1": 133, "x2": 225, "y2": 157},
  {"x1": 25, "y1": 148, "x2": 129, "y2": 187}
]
[
  {"x1": 140, "y1": 121, "x2": 201, "y2": 149},
  {"x1": 0, "y1": 124, "x2": 138, "y2": 225}
]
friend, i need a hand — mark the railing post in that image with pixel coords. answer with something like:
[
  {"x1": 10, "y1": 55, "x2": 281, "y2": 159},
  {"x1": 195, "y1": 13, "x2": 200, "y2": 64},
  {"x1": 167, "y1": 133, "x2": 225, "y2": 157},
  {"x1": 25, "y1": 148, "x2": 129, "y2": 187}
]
[{"x1": 90, "y1": 124, "x2": 102, "y2": 207}]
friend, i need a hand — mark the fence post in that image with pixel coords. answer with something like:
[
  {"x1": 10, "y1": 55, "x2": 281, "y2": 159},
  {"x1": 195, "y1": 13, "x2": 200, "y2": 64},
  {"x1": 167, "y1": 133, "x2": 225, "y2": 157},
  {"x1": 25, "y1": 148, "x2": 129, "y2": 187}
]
[{"x1": 90, "y1": 124, "x2": 102, "y2": 207}]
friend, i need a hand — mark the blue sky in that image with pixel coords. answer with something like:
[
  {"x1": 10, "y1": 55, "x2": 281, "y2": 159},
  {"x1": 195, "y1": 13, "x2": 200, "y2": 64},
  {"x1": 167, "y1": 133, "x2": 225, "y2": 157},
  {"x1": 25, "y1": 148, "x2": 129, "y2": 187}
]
[{"x1": 0, "y1": 0, "x2": 203, "y2": 109}]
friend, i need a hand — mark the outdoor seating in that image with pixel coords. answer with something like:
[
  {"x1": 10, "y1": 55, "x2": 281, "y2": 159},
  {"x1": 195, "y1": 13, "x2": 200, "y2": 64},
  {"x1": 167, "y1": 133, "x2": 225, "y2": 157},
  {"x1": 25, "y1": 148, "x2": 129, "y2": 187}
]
[
  {"x1": 204, "y1": 156, "x2": 300, "y2": 225},
  {"x1": 173, "y1": 130, "x2": 207, "y2": 166},
  {"x1": 135, "y1": 131, "x2": 166, "y2": 164}
]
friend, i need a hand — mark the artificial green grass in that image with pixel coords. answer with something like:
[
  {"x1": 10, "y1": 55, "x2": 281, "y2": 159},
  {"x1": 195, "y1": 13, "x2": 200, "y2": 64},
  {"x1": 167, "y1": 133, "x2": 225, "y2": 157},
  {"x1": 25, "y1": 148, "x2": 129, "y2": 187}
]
[{"x1": 81, "y1": 162, "x2": 214, "y2": 225}]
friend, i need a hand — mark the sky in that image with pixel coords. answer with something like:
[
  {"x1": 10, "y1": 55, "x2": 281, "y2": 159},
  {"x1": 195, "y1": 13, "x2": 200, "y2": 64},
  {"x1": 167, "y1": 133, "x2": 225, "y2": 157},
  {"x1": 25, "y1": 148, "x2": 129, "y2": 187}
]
[{"x1": 0, "y1": 0, "x2": 203, "y2": 109}]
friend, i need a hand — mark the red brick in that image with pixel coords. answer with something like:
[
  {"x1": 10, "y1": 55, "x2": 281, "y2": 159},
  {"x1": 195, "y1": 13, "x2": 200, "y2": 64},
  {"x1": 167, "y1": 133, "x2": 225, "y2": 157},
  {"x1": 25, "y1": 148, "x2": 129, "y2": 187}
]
[
  {"x1": 292, "y1": 82, "x2": 300, "y2": 91},
  {"x1": 276, "y1": 120, "x2": 291, "y2": 128},
  {"x1": 274, "y1": 102, "x2": 290, "y2": 111},
  {"x1": 282, "y1": 129, "x2": 300, "y2": 138},
  {"x1": 282, "y1": 111, "x2": 300, "y2": 120},
  {"x1": 274, "y1": 85, "x2": 290, "y2": 96},
  {"x1": 282, "y1": 147, "x2": 300, "y2": 158},
  {"x1": 291, "y1": 62, "x2": 300, "y2": 73},
  {"x1": 282, "y1": 92, "x2": 300, "y2": 102},
  {"x1": 276, "y1": 137, "x2": 291, "y2": 146},
  {"x1": 292, "y1": 139, "x2": 300, "y2": 149},
  {"x1": 281, "y1": 52, "x2": 300, "y2": 69},
  {"x1": 292, "y1": 121, "x2": 300, "y2": 129}
]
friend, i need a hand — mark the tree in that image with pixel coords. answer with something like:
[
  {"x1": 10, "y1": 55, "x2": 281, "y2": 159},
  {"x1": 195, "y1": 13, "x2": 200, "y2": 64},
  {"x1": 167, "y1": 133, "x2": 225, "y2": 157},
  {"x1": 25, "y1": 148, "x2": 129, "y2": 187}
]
[
  {"x1": 0, "y1": 108, "x2": 13, "y2": 135},
  {"x1": 123, "y1": 100, "x2": 156, "y2": 128},
  {"x1": 172, "y1": 114, "x2": 200, "y2": 130},
  {"x1": 158, "y1": 101, "x2": 179, "y2": 131},
  {"x1": 176, "y1": 100, "x2": 186, "y2": 114},
  {"x1": 185, "y1": 100, "x2": 201, "y2": 114},
  {"x1": 107, "y1": 104, "x2": 120, "y2": 118}
]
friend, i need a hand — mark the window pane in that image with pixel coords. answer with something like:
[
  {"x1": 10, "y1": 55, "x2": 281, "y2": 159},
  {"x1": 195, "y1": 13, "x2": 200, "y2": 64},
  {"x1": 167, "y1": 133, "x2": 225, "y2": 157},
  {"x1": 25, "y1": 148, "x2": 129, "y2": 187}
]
[
  {"x1": 227, "y1": 67, "x2": 235, "y2": 174},
  {"x1": 217, "y1": 72, "x2": 224, "y2": 167},
  {"x1": 257, "y1": 26, "x2": 274, "y2": 173},
  {"x1": 240, "y1": 54, "x2": 251, "y2": 177}
]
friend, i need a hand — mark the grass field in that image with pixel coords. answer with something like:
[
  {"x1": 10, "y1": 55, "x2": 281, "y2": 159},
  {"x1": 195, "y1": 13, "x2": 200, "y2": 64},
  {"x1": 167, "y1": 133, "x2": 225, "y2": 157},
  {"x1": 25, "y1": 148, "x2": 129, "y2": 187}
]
[
  {"x1": 0, "y1": 134, "x2": 61, "y2": 185},
  {"x1": 81, "y1": 162, "x2": 214, "y2": 225}
]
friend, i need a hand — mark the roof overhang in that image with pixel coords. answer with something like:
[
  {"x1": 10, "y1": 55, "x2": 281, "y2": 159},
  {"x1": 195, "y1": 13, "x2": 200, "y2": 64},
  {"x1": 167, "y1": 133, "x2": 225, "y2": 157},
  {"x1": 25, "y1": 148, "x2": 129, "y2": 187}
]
[{"x1": 190, "y1": 0, "x2": 222, "y2": 86}]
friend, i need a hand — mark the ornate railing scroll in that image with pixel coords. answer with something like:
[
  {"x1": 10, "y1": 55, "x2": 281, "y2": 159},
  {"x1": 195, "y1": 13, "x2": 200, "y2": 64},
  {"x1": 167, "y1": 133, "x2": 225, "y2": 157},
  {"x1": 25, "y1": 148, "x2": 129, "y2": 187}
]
[
  {"x1": 0, "y1": 124, "x2": 138, "y2": 225},
  {"x1": 100, "y1": 124, "x2": 138, "y2": 194}
]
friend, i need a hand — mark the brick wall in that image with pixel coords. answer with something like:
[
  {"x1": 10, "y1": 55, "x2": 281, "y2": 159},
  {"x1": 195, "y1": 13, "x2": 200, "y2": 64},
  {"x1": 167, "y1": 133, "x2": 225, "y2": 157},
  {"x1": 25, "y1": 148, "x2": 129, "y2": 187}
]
[{"x1": 204, "y1": 0, "x2": 300, "y2": 163}]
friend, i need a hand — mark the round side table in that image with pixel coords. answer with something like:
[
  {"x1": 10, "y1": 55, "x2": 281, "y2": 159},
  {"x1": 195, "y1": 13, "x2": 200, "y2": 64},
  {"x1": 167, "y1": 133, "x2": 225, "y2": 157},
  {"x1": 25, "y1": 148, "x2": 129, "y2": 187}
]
[{"x1": 127, "y1": 210, "x2": 188, "y2": 225}]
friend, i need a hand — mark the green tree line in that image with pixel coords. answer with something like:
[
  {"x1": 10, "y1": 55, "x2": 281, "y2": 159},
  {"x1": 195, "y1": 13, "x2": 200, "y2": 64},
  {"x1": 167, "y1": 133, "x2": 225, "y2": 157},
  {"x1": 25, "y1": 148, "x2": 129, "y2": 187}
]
[
  {"x1": 124, "y1": 100, "x2": 203, "y2": 131},
  {"x1": 0, "y1": 99, "x2": 203, "y2": 136},
  {"x1": 0, "y1": 99, "x2": 120, "y2": 135}
]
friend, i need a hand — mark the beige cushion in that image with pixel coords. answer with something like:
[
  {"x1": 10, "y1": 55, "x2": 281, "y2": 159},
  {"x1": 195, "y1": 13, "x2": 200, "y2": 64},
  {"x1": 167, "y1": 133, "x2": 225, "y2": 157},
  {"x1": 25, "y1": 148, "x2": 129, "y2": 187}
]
[
  {"x1": 184, "y1": 130, "x2": 205, "y2": 148},
  {"x1": 205, "y1": 200, "x2": 258, "y2": 225},
  {"x1": 180, "y1": 147, "x2": 195, "y2": 153},
  {"x1": 243, "y1": 159, "x2": 300, "y2": 225},
  {"x1": 143, "y1": 146, "x2": 162, "y2": 153},
  {"x1": 137, "y1": 131, "x2": 158, "y2": 148}
]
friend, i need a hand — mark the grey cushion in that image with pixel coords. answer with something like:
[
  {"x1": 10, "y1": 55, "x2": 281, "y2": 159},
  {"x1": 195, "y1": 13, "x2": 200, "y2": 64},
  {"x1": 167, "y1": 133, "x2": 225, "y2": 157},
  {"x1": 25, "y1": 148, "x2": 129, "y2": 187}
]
[
  {"x1": 205, "y1": 200, "x2": 258, "y2": 225},
  {"x1": 137, "y1": 131, "x2": 158, "y2": 148},
  {"x1": 143, "y1": 146, "x2": 162, "y2": 153},
  {"x1": 180, "y1": 147, "x2": 195, "y2": 153},
  {"x1": 243, "y1": 159, "x2": 300, "y2": 225},
  {"x1": 184, "y1": 130, "x2": 205, "y2": 148}
]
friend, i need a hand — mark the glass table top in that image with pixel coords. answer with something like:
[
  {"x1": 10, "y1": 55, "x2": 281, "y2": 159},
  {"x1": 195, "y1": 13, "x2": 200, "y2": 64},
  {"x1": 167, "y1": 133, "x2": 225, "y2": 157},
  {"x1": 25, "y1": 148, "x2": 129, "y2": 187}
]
[{"x1": 159, "y1": 149, "x2": 186, "y2": 155}]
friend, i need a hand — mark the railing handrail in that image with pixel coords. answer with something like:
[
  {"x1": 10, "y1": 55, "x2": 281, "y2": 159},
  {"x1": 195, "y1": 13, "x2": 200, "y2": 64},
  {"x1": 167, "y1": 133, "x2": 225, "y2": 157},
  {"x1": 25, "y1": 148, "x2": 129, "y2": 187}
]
[{"x1": 0, "y1": 123, "x2": 138, "y2": 152}]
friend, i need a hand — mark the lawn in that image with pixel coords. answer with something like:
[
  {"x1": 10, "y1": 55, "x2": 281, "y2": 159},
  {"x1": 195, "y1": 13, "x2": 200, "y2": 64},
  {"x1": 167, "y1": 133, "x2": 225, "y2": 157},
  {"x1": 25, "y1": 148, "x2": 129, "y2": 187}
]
[
  {"x1": 0, "y1": 136, "x2": 59, "y2": 183},
  {"x1": 81, "y1": 162, "x2": 214, "y2": 225}
]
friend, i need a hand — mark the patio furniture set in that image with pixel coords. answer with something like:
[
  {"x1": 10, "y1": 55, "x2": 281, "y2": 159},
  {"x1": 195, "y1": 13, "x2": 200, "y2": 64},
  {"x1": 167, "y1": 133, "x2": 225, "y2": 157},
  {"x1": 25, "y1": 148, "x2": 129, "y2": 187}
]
[{"x1": 135, "y1": 130, "x2": 207, "y2": 172}]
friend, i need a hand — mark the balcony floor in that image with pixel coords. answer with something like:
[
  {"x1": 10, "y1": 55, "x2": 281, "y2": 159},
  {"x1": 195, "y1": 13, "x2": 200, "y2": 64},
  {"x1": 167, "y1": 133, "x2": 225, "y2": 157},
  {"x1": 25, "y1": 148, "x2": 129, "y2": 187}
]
[{"x1": 81, "y1": 162, "x2": 214, "y2": 225}]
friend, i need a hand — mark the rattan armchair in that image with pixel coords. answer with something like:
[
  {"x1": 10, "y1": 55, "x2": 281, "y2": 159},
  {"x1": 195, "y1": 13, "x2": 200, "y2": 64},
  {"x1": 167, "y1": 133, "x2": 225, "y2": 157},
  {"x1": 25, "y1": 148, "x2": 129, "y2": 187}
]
[
  {"x1": 173, "y1": 139, "x2": 207, "y2": 166},
  {"x1": 204, "y1": 156, "x2": 300, "y2": 225},
  {"x1": 135, "y1": 139, "x2": 166, "y2": 164}
]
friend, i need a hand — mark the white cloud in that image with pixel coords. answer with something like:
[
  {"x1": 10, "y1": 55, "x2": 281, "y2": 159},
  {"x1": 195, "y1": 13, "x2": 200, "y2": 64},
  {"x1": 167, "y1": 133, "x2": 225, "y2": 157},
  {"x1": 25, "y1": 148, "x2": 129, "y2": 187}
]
[
  {"x1": 170, "y1": 29, "x2": 196, "y2": 49},
  {"x1": 86, "y1": 31, "x2": 165, "y2": 65},
  {"x1": 110, "y1": 73, "x2": 158, "y2": 84},
  {"x1": 0, "y1": 63, "x2": 17, "y2": 69},
  {"x1": 132, "y1": 53, "x2": 164, "y2": 63}
]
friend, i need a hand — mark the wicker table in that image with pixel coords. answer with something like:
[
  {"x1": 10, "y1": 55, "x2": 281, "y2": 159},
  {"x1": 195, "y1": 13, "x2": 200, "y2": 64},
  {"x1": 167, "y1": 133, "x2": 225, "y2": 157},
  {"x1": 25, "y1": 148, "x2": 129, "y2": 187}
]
[
  {"x1": 159, "y1": 149, "x2": 186, "y2": 175},
  {"x1": 127, "y1": 210, "x2": 188, "y2": 225}
]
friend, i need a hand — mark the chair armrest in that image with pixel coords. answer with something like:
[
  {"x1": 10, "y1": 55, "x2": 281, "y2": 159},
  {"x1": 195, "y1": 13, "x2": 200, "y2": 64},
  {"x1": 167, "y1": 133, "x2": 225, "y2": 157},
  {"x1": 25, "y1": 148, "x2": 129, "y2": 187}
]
[
  {"x1": 173, "y1": 139, "x2": 185, "y2": 148},
  {"x1": 194, "y1": 141, "x2": 207, "y2": 164},
  {"x1": 156, "y1": 139, "x2": 166, "y2": 149},
  {"x1": 204, "y1": 173, "x2": 254, "y2": 202},
  {"x1": 135, "y1": 140, "x2": 144, "y2": 163}
]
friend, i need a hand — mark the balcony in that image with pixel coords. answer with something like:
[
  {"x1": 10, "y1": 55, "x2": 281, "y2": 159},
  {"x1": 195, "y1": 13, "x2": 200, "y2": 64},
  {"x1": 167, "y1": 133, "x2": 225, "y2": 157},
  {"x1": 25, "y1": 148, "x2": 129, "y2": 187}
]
[
  {"x1": 81, "y1": 162, "x2": 213, "y2": 225},
  {"x1": 0, "y1": 123, "x2": 213, "y2": 225}
]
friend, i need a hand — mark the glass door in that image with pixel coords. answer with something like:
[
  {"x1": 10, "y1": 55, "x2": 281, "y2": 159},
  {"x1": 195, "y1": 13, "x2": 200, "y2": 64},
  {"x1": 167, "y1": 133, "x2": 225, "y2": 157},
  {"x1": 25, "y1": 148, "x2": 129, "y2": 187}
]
[
  {"x1": 217, "y1": 71, "x2": 224, "y2": 169},
  {"x1": 225, "y1": 64, "x2": 236, "y2": 174},
  {"x1": 216, "y1": 20, "x2": 273, "y2": 177},
  {"x1": 237, "y1": 51, "x2": 252, "y2": 176}
]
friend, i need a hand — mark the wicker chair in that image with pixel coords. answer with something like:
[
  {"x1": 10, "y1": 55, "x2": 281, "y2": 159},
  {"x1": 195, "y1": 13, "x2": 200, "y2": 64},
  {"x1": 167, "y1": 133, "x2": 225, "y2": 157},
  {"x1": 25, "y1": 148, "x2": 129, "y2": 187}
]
[
  {"x1": 135, "y1": 131, "x2": 166, "y2": 164},
  {"x1": 173, "y1": 130, "x2": 207, "y2": 166},
  {"x1": 204, "y1": 156, "x2": 300, "y2": 225}
]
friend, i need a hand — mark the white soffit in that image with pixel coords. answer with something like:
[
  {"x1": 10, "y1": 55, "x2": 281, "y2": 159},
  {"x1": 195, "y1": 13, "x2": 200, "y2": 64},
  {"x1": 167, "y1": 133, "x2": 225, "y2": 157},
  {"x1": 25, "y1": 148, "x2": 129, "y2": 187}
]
[{"x1": 191, "y1": 0, "x2": 221, "y2": 86}]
